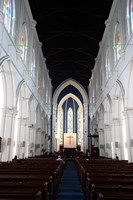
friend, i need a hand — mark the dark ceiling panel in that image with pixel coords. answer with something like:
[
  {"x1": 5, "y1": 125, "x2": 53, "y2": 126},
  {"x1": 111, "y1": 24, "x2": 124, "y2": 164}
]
[{"x1": 28, "y1": 0, "x2": 113, "y2": 92}]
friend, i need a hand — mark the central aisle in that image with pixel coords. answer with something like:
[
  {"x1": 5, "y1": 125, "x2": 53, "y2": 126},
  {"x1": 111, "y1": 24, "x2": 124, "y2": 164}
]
[{"x1": 56, "y1": 159, "x2": 84, "y2": 200}]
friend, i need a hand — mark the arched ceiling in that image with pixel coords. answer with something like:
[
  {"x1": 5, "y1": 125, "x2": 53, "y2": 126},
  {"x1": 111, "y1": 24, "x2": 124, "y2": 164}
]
[{"x1": 28, "y1": 0, "x2": 113, "y2": 92}]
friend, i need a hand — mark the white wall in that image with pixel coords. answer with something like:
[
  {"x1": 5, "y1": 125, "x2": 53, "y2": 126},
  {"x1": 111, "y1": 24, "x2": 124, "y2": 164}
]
[
  {"x1": 0, "y1": 0, "x2": 52, "y2": 161},
  {"x1": 89, "y1": 0, "x2": 133, "y2": 162}
]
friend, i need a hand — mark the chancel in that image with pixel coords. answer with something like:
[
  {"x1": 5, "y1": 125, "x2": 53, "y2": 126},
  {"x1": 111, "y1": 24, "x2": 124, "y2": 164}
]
[
  {"x1": 56, "y1": 93, "x2": 84, "y2": 152},
  {"x1": 64, "y1": 133, "x2": 76, "y2": 148},
  {"x1": 1, "y1": 0, "x2": 133, "y2": 199}
]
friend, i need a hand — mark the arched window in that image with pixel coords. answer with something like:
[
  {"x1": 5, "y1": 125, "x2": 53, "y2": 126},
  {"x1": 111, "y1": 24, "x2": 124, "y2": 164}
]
[
  {"x1": 114, "y1": 22, "x2": 121, "y2": 62},
  {"x1": 92, "y1": 88, "x2": 95, "y2": 106},
  {"x1": 100, "y1": 68, "x2": 103, "y2": 90},
  {"x1": 77, "y1": 107, "x2": 82, "y2": 144},
  {"x1": 31, "y1": 48, "x2": 36, "y2": 80},
  {"x1": 127, "y1": 0, "x2": 133, "y2": 35},
  {"x1": 105, "y1": 48, "x2": 111, "y2": 79},
  {"x1": 59, "y1": 108, "x2": 63, "y2": 143},
  {"x1": 3, "y1": 0, "x2": 15, "y2": 37},
  {"x1": 20, "y1": 23, "x2": 28, "y2": 62},
  {"x1": 67, "y1": 108, "x2": 73, "y2": 133}
]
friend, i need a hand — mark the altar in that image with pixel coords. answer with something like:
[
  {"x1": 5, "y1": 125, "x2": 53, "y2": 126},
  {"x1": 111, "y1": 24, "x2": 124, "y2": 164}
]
[{"x1": 64, "y1": 133, "x2": 76, "y2": 148}]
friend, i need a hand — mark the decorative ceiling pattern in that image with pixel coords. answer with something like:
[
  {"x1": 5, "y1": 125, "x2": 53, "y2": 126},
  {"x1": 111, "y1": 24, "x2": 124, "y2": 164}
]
[{"x1": 28, "y1": 0, "x2": 113, "y2": 91}]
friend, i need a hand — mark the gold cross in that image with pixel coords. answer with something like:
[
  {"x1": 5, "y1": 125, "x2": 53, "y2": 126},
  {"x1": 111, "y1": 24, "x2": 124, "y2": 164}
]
[{"x1": 67, "y1": 135, "x2": 73, "y2": 144}]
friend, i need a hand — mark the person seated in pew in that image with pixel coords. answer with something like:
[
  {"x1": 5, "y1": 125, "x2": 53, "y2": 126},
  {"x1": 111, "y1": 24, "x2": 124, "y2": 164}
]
[
  {"x1": 115, "y1": 154, "x2": 119, "y2": 160},
  {"x1": 56, "y1": 155, "x2": 62, "y2": 160},
  {"x1": 12, "y1": 155, "x2": 17, "y2": 162},
  {"x1": 56, "y1": 155, "x2": 65, "y2": 163}
]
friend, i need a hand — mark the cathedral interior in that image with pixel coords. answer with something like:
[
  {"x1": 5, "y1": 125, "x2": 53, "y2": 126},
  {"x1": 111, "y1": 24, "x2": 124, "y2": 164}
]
[
  {"x1": 1, "y1": 0, "x2": 133, "y2": 199},
  {"x1": 28, "y1": 0, "x2": 113, "y2": 91},
  {"x1": 27, "y1": 0, "x2": 113, "y2": 154}
]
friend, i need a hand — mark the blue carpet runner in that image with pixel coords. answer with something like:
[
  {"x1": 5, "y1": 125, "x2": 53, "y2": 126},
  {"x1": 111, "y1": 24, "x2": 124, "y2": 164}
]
[{"x1": 56, "y1": 159, "x2": 84, "y2": 200}]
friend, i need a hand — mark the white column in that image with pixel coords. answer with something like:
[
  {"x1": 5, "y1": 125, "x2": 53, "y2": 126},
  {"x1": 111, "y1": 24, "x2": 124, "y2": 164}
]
[
  {"x1": 111, "y1": 118, "x2": 122, "y2": 159},
  {"x1": 8, "y1": 108, "x2": 18, "y2": 160},
  {"x1": 0, "y1": 108, "x2": 7, "y2": 161},
  {"x1": 35, "y1": 128, "x2": 42, "y2": 155},
  {"x1": 28, "y1": 125, "x2": 35, "y2": 157},
  {"x1": 104, "y1": 124, "x2": 111, "y2": 158},
  {"x1": 1, "y1": 108, "x2": 16, "y2": 161},
  {"x1": 18, "y1": 117, "x2": 28, "y2": 159},
  {"x1": 124, "y1": 108, "x2": 133, "y2": 162},
  {"x1": 99, "y1": 128, "x2": 105, "y2": 156},
  {"x1": 47, "y1": 120, "x2": 51, "y2": 153},
  {"x1": 3, "y1": 108, "x2": 13, "y2": 161},
  {"x1": 52, "y1": 103, "x2": 57, "y2": 152},
  {"x1": 83, "y1": 103, "x2": 88, "y2": 152},
  {"x1": 41, "y1": 131, "x2": 45, "y2": 155}
]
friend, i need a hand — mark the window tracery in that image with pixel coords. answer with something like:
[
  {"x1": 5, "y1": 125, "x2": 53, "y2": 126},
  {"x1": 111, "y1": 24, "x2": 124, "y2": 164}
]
[
  {"x1": 20, "y1": 23, "x2": 28, "y2": 62},
  {"x1": 67, "y1": 107, "x2": 73, "y2": 133},
  {"x1": 3, "y1": 0, "x2": 15, "y2": 37}
]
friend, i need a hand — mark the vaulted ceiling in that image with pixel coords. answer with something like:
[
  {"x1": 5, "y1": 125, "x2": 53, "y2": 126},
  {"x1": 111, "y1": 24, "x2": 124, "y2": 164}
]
[{"x1": 28, "y1": 0, "x2": 113, "y2": 92}]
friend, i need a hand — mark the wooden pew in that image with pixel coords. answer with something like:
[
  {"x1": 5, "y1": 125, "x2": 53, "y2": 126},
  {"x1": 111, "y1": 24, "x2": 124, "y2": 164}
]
[
  {"x1": 75, "y1": 157, "x2": 133, "y2": 200},
  {"x1": 0, "y1": 188, "x2": 43, "y2": 200},
  {"x1": 90, "y1": 183, "x2": 133, "y2": 200},
  {"x1": 0, "y1": 156, "x2": 65, "y2": 200}
]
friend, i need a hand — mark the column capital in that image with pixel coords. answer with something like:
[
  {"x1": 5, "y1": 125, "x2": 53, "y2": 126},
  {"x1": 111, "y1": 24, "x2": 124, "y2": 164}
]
[
  {"x1": 95, "y1": 57, "x2": 98, "y2": 63},
  {"x1": 52, "y1": 103, "x2": 57, "y2": 109},
  {"x1": 99, "y1": 41, "x2": 103, "y2": 48},
  {"x1": 83, "y1": 103, "x2": 88, "y2": 107},
  {"x1": 112, "y1": 118, "x2": 119, "y2": 125},
  {"x1": 31, "y1": 19, "x2": 37, "y2": 29},
  {"x1": 104, "y1": 124, "x2": 111, "y2": 129},
  {"x1": 38, "y1": 42, "x2": 42, "y2": 49},
  {"x1": 105, "y1": 19, "x2": 110, "y2": 27},
  {"x1": 36, "y1": 127, "x2": 42, "y2": 133},
  {"x1": 20, "y1": 117, "x2": 28, "y2": 126},
  {"x1": 43, "y1": 57, "x2": 46, "y2": 62},
  {"x1": 4, "y1": 107, "x2": 18, "y2": 116},
  {"x1": 124, "y1": 107, "x2": 133, "y2": 117}
]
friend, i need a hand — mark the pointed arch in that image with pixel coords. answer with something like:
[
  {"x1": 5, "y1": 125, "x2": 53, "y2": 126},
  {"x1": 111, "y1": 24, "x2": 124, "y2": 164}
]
[
  {"x1": 16, "y1": 79, "x2": 25, "y2": 107},
  {"x1": 125, "y1": 61, "x2": 133, "y2": 107},
  {"x1": 52, "y1": 79, "x2": 88, "y2": 152},
  {"x1": 0, "y1": 57, "x2": 15, "y2": 108},
  {"x1": 56, "y1": 93, "x2": 83, "y2": 151},
  {"x1": 111, "y1": 81, "x2": 127, "y2": 160},
  {"x1": 53, "y1": 78, "x2": 88, "y2": 104}
]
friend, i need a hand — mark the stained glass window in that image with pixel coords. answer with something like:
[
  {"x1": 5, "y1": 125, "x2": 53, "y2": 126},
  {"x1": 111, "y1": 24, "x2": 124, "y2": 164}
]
[
  {"x1": 100, "y1": 67, "x2": 103, "y2": 90},
  {"x1": 105, "y1": 48, "x2": 111, "y2": 79},
  {"x1": 20, "y1": 24, "x2": 28, "y2": 62},
  {"x1": 59, "y1": 108, "x2": 63, "y2": 144},
  {"x1": 67, "y1": 108, "x2": 73, "y2": 133},
  {"x1": 92, "y1": 88, "x2": 95, "y2": 105},
  {"x1": 114, "y1": 23, "x2": 121, "y2": 62},
  {"x1": 31, "y1": 48, "x2": 36, "y2": 80},
  {"x1": 127, "y1": 0, "x2": 133, "y2": 35},
  {"x1": 3, "y1": 0, "x2": 15, "y2": 37},
  {"x1": 77, "y1": 108, "x2": 81, "y2": 144}
]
